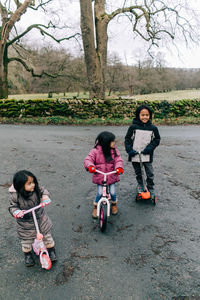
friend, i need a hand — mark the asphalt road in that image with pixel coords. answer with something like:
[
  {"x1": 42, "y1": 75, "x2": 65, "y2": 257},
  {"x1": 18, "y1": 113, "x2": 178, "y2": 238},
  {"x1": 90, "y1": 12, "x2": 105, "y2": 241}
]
[{"x1": 0, "y1": 124, "x2": 200, "y2": 300}]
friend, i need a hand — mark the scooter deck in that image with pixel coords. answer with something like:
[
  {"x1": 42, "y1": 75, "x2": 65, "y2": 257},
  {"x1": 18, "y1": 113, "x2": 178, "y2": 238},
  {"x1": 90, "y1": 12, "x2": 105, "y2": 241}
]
[{"x1": 135, "y1": 192, "x2": 157, "y2": 205}]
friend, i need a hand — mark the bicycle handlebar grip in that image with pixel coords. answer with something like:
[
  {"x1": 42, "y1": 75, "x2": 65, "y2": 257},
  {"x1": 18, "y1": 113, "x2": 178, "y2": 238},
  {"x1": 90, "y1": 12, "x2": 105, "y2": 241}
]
[{"x1": 41, "y1": 198, "x2": 51, "y2": 207}]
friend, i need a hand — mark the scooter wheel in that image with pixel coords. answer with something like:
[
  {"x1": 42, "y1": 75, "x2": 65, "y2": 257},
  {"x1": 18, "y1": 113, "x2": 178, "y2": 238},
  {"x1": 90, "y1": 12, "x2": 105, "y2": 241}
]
[
  {"x1": 40, "y1": 254, "x2": 52, "y2": 270},
  {"x1": 99, "y1": 203, "x2": 107, "y2": 232},
  {"x1": 135, "y1": 194, "x2": 141, "y2": 202},
  {"x1": 153, "y1": 196, "x2": 157, "y2": 206}
]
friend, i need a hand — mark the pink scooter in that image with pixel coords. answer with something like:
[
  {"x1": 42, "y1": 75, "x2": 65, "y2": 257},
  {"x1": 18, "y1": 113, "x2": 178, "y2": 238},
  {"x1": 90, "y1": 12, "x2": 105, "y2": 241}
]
[{"x1": 22, "y1": 202, "x2": 52, "y2": 270}]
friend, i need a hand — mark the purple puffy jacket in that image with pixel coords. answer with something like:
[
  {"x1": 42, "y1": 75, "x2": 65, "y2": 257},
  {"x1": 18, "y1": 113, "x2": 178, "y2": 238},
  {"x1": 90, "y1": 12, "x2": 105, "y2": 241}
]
[{"x1": 84, "y1": 145, "x2": 124, "y2": 186}]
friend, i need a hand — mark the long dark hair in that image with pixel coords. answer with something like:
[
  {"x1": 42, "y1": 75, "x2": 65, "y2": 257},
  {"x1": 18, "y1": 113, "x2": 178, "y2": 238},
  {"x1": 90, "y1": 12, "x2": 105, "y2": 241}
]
[
  {"x1": 95, "y1": 131, "x2": 116, "y2": 161},
  {"x1": 13, "y1": 170, "x2": 41, "y2": 202}
]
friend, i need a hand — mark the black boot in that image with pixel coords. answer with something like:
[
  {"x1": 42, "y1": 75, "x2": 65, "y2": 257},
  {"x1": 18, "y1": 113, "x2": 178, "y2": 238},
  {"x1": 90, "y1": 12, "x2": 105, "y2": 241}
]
[
  {"x1": 24, "y1": 251, "x2": 35, "y2": 267},
  {"x1": 48, "y1": 247, "x2": 57, "y2": 262}
]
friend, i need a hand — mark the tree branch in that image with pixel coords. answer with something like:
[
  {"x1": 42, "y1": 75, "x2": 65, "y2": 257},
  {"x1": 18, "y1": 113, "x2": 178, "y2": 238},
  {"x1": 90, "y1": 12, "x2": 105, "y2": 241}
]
[
  {"x1": 13, "y1": 0, "x2": 21, "y2": 9},
  {"x1": 1, "y1": 0, "x2": 32, "y2": 45},
  {"x1": 0, "y1": 2, "x2": 8, "y2": 18},
  {"x1": 8, "y1": 56, "x2": 80, "y2": 81},
  {"x1": 107, "y1": 2, "x2": 197, "y2": 47},
  {"x1": 107, "y1": 6, "x2": 149, "y2": 23},
  {"x1": 8, "y1": 57, "x2": 63, "y2": 78},
  {"x1": 7, "y1": 23, "x2": 81, "y2": 46},
  {"x1": 8, "y1": 0, "x2": 32, "y2": 28},
  {"x1": 29, "y1": 0, "x2": 53, "y2": 11}
]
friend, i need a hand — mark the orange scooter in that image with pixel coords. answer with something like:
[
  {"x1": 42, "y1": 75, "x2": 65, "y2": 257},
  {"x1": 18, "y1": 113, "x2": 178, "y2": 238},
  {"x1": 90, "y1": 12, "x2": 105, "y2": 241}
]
[{"x1": 135, "y1": 151, "x2": 157, "y2": 205}]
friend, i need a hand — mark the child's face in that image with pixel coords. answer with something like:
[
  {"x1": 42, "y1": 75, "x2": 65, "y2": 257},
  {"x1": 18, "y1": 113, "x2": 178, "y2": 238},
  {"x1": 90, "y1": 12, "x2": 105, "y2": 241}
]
[
  {"x1": 24, "y1": 176, "x2": 35, "y2": 192},
  {"x1": 139, "y1": 109, "x2": 150, "y2": 123},
  {"x1": 110, "y1": 140, "x2": 115, "y2": 148}
]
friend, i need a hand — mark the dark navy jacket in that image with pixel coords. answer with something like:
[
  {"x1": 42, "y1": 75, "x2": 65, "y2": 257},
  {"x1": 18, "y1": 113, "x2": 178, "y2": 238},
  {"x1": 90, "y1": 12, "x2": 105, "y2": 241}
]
[{"x1": 125, "y1": 119, "x2": 161, "y2": 163}]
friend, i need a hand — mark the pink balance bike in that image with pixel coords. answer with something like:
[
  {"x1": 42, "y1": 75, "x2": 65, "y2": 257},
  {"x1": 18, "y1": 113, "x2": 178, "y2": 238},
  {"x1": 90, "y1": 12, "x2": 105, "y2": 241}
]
[
  {"x1": 95, "y1": 169, "x2": 117, "y2": 232},
  {"x1": 22, "y1": 202, "x2": 52, "y2": 270}
]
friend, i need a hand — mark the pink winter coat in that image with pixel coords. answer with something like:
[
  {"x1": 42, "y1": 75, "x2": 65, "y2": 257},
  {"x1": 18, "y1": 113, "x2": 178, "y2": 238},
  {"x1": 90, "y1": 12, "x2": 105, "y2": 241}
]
[{"x1": 84, "y1": 145, "x2": 124, "y2": 186}]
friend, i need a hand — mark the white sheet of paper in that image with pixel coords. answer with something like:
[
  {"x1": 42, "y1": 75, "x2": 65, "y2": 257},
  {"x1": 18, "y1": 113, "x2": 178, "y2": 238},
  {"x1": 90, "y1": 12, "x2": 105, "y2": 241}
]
[{"x1": 132, "y1": 129, "x2": 152, "y2": 162}]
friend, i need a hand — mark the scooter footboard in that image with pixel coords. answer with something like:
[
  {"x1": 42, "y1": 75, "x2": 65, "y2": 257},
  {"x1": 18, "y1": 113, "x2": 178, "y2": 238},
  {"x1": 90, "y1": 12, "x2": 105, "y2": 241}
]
[
  {"x1": 97, "y1": 197, "x2": 110, "y2": 217},
  {"x1": 32, "y1": 238, "x2": 46, "y2": 256},
  {"x1": 32, "y1": 239, "x2": 41, "y2": 255}
]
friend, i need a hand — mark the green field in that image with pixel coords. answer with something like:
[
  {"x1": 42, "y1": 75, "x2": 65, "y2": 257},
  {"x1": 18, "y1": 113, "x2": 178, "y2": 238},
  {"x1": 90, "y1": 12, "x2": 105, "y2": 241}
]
[
  {"x1": 8, "y1": 89, "x2": 200, "y2": 101},
  {"x1": 132, "y1": 89, "x2": 200, "y2": 101}
]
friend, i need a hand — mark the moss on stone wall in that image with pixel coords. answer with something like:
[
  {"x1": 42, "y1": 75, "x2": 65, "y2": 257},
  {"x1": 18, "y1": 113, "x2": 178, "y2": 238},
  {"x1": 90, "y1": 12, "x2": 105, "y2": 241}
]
[{"x1": 0, "y1": 98, "x2": 200, "y2": 119}]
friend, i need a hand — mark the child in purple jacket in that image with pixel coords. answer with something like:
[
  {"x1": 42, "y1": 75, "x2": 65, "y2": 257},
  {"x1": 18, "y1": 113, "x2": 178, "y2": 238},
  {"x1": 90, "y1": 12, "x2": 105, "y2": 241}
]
[{"x1": 84, "y1": 131, "x2": 124, "y2": 218}]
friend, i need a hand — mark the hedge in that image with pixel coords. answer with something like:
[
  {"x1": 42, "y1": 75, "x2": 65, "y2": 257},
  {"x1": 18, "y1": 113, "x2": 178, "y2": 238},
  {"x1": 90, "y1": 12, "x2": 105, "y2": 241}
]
[{"x1": 0, "y1": 98, "x2": 200, "y2": 119}]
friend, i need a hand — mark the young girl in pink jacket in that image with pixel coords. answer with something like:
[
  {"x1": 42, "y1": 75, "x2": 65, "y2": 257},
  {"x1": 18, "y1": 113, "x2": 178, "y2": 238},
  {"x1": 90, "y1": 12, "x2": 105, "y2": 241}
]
[{"x1": 84, "y1": 131, "x2": 124, "y2": 218}]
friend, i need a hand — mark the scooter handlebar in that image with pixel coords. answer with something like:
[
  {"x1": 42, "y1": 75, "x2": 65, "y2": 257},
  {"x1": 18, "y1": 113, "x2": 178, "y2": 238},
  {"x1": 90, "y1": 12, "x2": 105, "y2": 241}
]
[
  {"x1": 95, "y1": 169, "x2": 117, "y2": 176},
  {"x1": 22, "y1": 200, "x2": 51, "y2": 215}
]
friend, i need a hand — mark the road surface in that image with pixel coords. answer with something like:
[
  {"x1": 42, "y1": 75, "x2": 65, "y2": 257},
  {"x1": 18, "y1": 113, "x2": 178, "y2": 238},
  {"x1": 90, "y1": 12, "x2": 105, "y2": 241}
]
[{"x1": 0, "y1": 125, "x2": 200, "y2": 300}]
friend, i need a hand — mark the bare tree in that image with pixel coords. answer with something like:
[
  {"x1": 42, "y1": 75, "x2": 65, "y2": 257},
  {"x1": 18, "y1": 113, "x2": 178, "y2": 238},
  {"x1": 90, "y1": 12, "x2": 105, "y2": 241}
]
[
  {"x1": 8, "y1": 42, "x2": 200, "y2": 95},
  {"x1": 8, "y1": 44, "x2": 87, "y2": 95},
  {"x1": 80, "y1": 0, "x2": 199, "y2": 99},
  {"x1": 106, "y1": 53, "x2": 124, "y2": 96},
  {"x1": 0, "y1": 0, "x2": 80, "y2": 98}
]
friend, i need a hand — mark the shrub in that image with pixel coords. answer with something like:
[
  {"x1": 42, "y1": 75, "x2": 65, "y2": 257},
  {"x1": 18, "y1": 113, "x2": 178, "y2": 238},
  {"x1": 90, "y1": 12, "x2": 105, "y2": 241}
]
[{"x1": 0, "y1": 98, "x2": 199, "y2": 119}]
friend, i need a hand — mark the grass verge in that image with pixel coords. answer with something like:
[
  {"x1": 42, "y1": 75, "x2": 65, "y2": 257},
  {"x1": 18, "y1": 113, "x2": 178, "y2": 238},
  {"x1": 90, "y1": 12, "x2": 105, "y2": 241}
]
[
  {"x1": 0, "y1": 116, "x2": 200, "y2": 125},
  {"x1": 7, "y1": 89, "x2": 200, "y2": 101}
]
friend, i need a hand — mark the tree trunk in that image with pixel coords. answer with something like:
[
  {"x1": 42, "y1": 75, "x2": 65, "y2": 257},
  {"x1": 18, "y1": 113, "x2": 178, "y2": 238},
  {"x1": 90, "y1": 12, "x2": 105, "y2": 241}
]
[
  {"x1": 80, "y1": 0, "x2": 108, "y2": 99},
  {"x1": 129, "y1": 85, "x2": 133, "y2": 96},
  {"x1": 94, "y1": 0, "x2": 108, "y2": 99},
  {"x1": 0, "y1": 44, "x2": 8, "y2": 99},
  {"x1": 0, "y1": 0, "x2": 33, "y2": 98}
]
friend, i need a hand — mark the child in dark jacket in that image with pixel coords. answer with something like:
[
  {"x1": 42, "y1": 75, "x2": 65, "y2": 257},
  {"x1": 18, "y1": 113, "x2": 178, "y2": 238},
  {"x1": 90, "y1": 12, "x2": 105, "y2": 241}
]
[
  {"x1": 124, "y1": 104, "x2": 160, "y2": 196},
  {"x1": 84, "y1": 131, "x2": 124, "y2": 218},
  {"x1": 8, "y1": 170, "x2": 57, "y2": 267}
]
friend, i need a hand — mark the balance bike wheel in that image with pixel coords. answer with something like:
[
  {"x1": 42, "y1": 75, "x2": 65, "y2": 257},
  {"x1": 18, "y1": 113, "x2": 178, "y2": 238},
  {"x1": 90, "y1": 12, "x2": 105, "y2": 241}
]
[
  {"x1": 40, "y1": 253, "x2": 52, "y2": 270},
  {"x1": 99, "y1": 203, "x2": 107, "y2": 232}
]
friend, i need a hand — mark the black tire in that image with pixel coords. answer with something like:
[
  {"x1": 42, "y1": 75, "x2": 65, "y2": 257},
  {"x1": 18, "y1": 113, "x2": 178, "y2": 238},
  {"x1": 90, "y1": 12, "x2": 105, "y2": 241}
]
[
  {"x1": 153, "y1": 196, "x2": 157, "y2": 206},
  {"x1": 135, "y1": 194, "x2": 142, "y2": 202},
  {"x1": 99, "y1": 203, "x2": 107, "y2": 232}
]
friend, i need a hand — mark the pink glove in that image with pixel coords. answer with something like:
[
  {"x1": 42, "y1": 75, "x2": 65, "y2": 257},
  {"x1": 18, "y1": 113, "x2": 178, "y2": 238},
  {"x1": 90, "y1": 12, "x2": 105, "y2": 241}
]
[{"x1": 13, "y1": 209, "x2": 24, "y2": 219}]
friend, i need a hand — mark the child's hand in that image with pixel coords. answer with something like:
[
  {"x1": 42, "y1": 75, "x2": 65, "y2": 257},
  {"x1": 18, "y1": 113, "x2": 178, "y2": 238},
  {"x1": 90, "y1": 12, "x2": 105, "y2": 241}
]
[
  {"x1": 88, "y1": 166, "x2": 96, "y2": 173},
  {"x1": 41, "y1": 196, "x2": 51, "y2": 206},
  {"x1": 142, "y1": 147, "x2": 151, "y2": 155},
  {"x1": 128, "y1": 149, "x2": 138, "y2": 157},
  {"x1": 13, "y1": 209, "x2": 24, "y2": 219},
  {"x1": 116, "y1": 168, "x2": 124, "y2": 175}
]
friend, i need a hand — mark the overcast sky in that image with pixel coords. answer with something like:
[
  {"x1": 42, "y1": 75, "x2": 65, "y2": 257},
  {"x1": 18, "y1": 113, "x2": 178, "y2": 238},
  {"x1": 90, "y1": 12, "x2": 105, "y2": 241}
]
[{"x1": 13, "y1": 0, "x2": 200, "y2": 68}]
